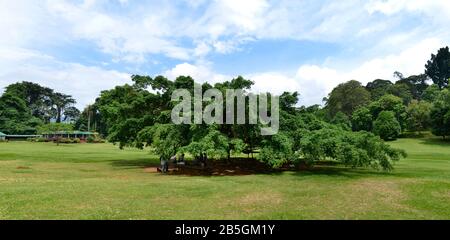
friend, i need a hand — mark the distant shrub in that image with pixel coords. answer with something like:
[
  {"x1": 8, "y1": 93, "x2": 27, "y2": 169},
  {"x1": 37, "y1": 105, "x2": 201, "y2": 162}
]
[
  {"x1": 86, "y1": 136, "x2": 105, "y2": 143},
  {"x1": 73, "y1": 138, "x2": 81, "y2": 143},
  {"x1": 86, "y1": 136, "x2": 95, "y2": 143},
  {"x1": 35, "y1": 137, "x2": 48, "y2": 142},
  {"x1": 58, "y1": 138, "x2": 72, "y2": 144}
]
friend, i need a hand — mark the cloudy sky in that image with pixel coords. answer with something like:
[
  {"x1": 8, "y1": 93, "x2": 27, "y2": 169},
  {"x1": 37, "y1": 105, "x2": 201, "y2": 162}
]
[{"x1": 1, "y1": 0, "x2": 449, "y2": 109}]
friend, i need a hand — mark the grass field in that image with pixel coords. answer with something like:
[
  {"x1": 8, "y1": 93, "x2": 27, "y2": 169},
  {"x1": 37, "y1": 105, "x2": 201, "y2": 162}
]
[{"x1": 0, "y1": 137, "x2": 449, "y2": 220}]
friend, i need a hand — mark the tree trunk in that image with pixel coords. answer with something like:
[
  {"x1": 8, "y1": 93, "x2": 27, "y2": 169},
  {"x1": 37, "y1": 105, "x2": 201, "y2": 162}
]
[{"x1": 56, "y1": 107, "x2": 62, "y2": 123}]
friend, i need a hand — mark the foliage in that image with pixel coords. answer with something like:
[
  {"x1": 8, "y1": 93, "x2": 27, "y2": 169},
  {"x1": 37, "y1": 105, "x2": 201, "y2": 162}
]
[
  {"x1": 373, "y1": 111, "x2": 401, "y2": 140},
  {"x1": 86, "y1": 136, "x2": 95, "y2": 143},
  {"x1": 425, "y1": 46, "x2": 450, "y2": 89},
  {"x1": 366, "y1": 79, "x2": 393, "y2": 101},
  {"x1": 4, "y1": 81, "x2": 78, "y2": 124},
  {"x1": 37, "y1": 123, "x2": 74, "y2": 134},
  {"x1": 325, "y1": 80, "x2": 371, "y2": 117},
  {"x1": 86, "y1": 136, "x2": 105, "y2": 143},
  {"x1": 430, "y1": 89, "x2": 450, "y2": 139},
  {"x1": 395, "y1": 74, "x2": 429, "y2": 100},
  {"x1": 330, "y1": 111, "x2": 351, "y2": 130},
  {"x1": 406, "y1": 100, "x2": 432, "y2": 133},
  {"x1": 422, "y1": 84, "x2": 441, "y2": 102},
  {"x1": 137, "y1": 124, "x2": 190, "y2": 159},
  {"x1": 351, "y1": 107, "x2": 373, "y2": 132},
  {"x1": 387, "y1": 83, "x2": 413, "y2": 105},
  {"x1": 0, "y1": 93, "x2": 42, "y2": 134},
  {"x1": 368, "y1": 94, "x2": 407, "y2": 131},
  {"x1": 258, "y1": 132, "x2": 294, "y2": 168},
  {"x1": 299, "y1": 129, "x2": 405, "y2": 171}
]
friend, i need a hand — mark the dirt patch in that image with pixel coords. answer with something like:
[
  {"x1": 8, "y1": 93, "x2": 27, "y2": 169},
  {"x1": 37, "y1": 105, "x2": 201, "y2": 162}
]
[
  {"x1": 144, "y1": 167, "x2": 159, "y2": 173},
  {"x1": 16, "y1": 166, "x2": 31, "y2": 170}
]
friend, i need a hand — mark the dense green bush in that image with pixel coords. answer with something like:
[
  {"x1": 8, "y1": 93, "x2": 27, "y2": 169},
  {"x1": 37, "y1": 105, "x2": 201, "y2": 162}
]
[
  {"x1": 86, "y1": 135, "x2": 106, "y2": 143},
  {"x1": 351, "y1": 107, "x2": 373, "y2": 132},
  {"x1": 258, "y1": 133, "x2": 293, "y2": 168},
  {"x1": 299, "y1": 129, "x2": 406, "y2": 171},
  {"x1": 256, "y1": 128, "x2": 405, "y2": 171},
  {"x1": 86, "y1": 136, "x2": 95, "y2": 143},
  {"x1": 373, "y1": 111, "x2": 402, "y2": 140},
  {"x1": 58, "y1": 138, "x2": 73, "y2": 144}
]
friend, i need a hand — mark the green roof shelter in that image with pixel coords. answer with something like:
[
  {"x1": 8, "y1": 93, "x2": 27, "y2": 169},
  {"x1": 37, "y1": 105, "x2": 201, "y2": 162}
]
[
  {"x1": 0, "y1": 132, "x2": 6, "y2": 140},
  {"x1": 42, "y1": 131, "x2": 98, "y2": 141}
]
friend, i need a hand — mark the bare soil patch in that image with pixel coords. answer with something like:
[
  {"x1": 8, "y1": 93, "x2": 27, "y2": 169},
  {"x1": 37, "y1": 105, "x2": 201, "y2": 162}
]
[{"x1": 16, "y1": 166, "x2": 31, "y2": 170}]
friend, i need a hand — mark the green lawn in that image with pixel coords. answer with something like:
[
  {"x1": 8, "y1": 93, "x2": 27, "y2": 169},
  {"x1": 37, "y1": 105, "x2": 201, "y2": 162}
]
[{"x1": 0, "y1": 138, "x2": 449, "y2": 220}]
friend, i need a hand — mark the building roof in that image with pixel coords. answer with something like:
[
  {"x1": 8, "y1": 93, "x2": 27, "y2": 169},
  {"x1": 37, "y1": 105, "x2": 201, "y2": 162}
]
[
  {"x1": 5, "y1": 135, "x2": 42, "y2": 137},
  {"x1": 0, "y1": 132, "x2": 6, "y2": 136},
  {"x1": 41, "y1": 131, "x2": 98, "y2": 135}
]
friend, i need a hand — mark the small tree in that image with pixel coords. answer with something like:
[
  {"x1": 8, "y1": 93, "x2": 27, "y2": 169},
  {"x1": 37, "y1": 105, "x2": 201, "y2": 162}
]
[
  {"x1": 406, "y1": 100, "x2": 432, "y2": 134},
  {"x1": 258, "y1": 132, "x2": 293, "y2": 168},
  {"x1": 351, "y1": 106, "x2": 373, "y2": 132},
  {"x1": 369, "y1": 94, "x2": 407, "y2": 131},
  {"x1": 373, "y1": 111, "x2": 401, "y2": 140},
  {"x1": 430, "y1": 89, "x2": 450, "y2": 139}
]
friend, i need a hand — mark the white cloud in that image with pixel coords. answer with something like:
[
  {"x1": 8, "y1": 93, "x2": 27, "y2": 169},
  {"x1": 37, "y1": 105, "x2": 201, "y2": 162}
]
[
  {"x1": 0, "y1": 0, "x2": 449, "y2": 108},
  {"x1": 366, "y1": 0, "x2": 450, "y2": 17},
  {"x1": 0, "y1": 48, "x2": 131, "y2": 109},
  {"x1": 161, "y1": 37, "x2": 444, "y2": 107},
  {"x1": 250, "y1": 72, "x2": 301, "y2": 95},
  {"x1": 164, "y1": 63, "x2": 229, "y2": 84}
]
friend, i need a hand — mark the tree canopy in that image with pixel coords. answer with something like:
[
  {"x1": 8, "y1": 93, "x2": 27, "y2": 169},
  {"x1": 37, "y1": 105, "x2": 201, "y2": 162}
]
[{"x1": 425, "y1": 46, "x2": 450, "y2": 89}]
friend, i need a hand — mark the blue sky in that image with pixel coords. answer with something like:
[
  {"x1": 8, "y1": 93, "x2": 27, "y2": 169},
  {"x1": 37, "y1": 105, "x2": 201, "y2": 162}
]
[{"x1": 0, "y1": 0, "x2": 449, "y2": 109}]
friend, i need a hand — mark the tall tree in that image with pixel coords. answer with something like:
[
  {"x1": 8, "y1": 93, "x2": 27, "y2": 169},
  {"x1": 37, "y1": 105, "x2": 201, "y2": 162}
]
[
  {"x1": 366, "y1": 79, "x2": 393, "y2": 100},
  {"x1": 63, "y1": 106, "x2": 81, "y2": 123},
  {"x1": 430, "y1": 89, "x2": 450, "y2": 139},
  {"x1": 5, "y1": 81, "x2": 54, "y2": 122},
  {"x1": 425, "y1": 46, "x2": 450, "y2": 89},
  {"x1": 395, "y1": 73, "x2": 429, "y2": 100},
  {"x1": 387, "y1": 83, "x2": 413, "y2": 105},
  {"x1": 51, "y1": 93, "x2": 76, "y2": 123},
  {"x1": 0, "y1": 93, "x2": 42, "y2": 134},
  {"x1": 325, "y1": 80, "x2": 371, "y2": 117}
]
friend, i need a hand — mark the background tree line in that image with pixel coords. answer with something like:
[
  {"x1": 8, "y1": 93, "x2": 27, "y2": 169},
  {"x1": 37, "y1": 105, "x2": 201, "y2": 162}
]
[
  {"x1": 1, "y1": 46, "x2": 449, "y2": 171},
  {"x1": 324, "y1": 46, "x2": 450, "y2": 140},
  {"x1": 0, "y1": 82, "x2": 79, "y2": 134}
]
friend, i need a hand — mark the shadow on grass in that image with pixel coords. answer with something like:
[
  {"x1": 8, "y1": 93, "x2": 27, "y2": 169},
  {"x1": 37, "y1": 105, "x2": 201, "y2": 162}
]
[
  {"x1": 110, "y1": 158, "x2": 160, "y2": 169},
  {"x1": 110, "y1": 156, "x2": 397, "y2": 179},
  {"x1": 417, "y1": 137, "x2": 450, "y2": 146}
]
